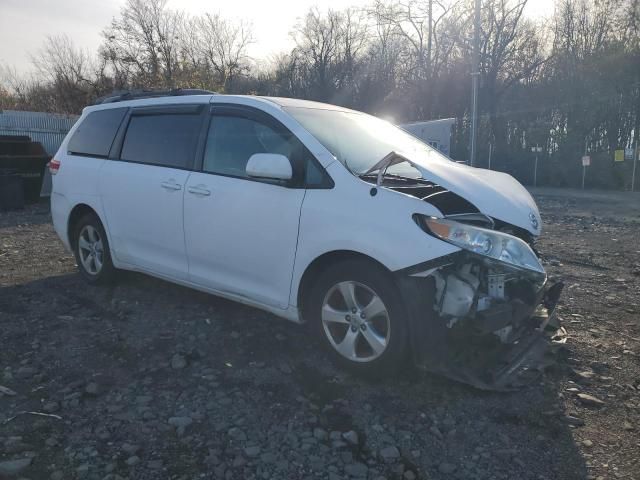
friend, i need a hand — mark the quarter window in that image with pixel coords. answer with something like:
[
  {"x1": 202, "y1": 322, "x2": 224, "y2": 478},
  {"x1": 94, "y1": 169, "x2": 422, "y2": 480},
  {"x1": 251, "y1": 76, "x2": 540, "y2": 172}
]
[
  {"x1": 67, "y1": 108, "x2": 127, "y2": 157},
  {"x1": 120, "y1": 113, "x2": 201, "y2": 169}
]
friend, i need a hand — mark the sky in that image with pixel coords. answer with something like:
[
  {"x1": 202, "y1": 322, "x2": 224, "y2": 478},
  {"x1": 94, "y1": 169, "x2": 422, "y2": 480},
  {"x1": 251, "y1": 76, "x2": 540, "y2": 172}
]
[{"x1": 0, "y1": 0, "x2": 556, "y2": 76}]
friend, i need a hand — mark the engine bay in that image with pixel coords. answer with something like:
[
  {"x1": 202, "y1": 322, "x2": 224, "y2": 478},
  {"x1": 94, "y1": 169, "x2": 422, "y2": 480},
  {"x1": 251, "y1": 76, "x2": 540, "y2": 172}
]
[{"x1": 432, "y1": 258, "x2": 544, "y2": 342}]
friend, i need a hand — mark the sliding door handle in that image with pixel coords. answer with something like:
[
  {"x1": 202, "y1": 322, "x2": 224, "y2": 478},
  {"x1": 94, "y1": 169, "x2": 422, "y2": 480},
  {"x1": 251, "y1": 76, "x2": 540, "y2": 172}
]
[{"x1": 187, "y1": 185, "x2": 211, "y2": 196}]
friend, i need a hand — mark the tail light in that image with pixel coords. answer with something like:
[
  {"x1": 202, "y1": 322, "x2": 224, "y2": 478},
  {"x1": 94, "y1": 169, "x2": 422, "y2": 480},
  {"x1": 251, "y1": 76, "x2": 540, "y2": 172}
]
[{"x1": 49, "y1": 158, "x2": 61, "y2": 175}]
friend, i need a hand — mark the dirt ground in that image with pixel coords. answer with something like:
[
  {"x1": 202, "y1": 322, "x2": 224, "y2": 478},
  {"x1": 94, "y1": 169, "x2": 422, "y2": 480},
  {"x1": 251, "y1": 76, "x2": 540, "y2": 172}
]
[{"x1": 0, "y1": 188, "x2": 639, "y2": 480}]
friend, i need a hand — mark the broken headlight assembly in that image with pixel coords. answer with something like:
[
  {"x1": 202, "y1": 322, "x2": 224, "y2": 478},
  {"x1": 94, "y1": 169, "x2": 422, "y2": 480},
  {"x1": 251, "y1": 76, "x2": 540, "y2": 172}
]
[{"x1": 414, "y1": 215, "x2": 545, "y2": 277}]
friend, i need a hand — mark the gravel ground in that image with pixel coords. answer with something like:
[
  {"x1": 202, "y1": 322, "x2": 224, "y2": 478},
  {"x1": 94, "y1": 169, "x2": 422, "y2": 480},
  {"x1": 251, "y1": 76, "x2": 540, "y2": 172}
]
[{"x1": 0, "y1": 189, "x2": 639, "y2": 480}]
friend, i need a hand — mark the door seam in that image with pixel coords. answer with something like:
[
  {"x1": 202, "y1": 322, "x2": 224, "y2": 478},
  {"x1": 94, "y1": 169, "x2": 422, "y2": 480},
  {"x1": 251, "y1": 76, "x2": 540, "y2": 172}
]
[
  {"x1": 287, "y1": 188, "x2": 308, "y2": 310},
  {"x1": 182, "y1": 171, "x2": 193, "y2": 279}
]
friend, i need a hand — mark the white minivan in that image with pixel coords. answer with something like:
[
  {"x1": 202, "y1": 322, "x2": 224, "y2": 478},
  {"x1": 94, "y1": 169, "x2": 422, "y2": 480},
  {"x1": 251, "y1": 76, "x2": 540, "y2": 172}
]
[{"x1": 50, "y1": 90, "x2": 562, "y2": 389}]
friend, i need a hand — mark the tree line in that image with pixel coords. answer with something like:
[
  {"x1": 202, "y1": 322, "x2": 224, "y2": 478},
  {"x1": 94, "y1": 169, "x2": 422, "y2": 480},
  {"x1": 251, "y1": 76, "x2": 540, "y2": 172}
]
[{"x1": 1, "y1": 0, "x2": 638, "y2": 189}]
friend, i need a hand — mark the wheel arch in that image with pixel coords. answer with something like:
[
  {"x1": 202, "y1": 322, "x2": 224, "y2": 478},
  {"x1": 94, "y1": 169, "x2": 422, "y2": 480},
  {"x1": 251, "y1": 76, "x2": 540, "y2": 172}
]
[
  {"x1": 296, "y1": 250, "x2": 394, "y2": 322},
  {"x1": 67, "y1": 203, "x2": 104, "y2": 247}
]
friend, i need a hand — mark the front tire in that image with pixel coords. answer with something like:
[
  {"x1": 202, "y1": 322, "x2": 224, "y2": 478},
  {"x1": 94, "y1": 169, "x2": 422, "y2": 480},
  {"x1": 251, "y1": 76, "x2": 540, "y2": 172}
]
[
  {"x1": 306, "y1": 259, "x2": 409, "y2": 376},
  {"x1": 72, "y1": 213, "x2": 116, "y2": 285}
]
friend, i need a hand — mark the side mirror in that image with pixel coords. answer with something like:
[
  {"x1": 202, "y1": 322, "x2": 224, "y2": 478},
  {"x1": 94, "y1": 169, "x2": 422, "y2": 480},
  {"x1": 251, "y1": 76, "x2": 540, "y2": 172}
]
[{"x1": 246, "y1": 153, "x2": 293, "y2": 181}]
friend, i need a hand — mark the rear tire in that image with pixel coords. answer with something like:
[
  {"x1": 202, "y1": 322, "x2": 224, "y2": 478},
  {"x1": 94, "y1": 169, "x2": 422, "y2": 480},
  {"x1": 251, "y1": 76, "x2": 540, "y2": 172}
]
[
  {"x1": 72, "y1": 213, "x2": 116, "y2": 285},
  {"x1": 306, "y1": 259, "x2": 409, "y2": 377}
]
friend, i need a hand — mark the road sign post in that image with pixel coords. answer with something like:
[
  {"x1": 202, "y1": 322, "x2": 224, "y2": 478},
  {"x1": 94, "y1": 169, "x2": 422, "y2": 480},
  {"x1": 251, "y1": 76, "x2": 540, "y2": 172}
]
[
  {"x1": 531, "y1": 145, "x2": 542, "y2": 187},
  {"x1": 581, "y1": 155, "x2": 590, "y2": 190},
  {"x1": 632, "y1": 139, "x2": 638, "y2": 192},
  {"x1": 625, "y1": 148, "x2": 634, "y2": 160}
]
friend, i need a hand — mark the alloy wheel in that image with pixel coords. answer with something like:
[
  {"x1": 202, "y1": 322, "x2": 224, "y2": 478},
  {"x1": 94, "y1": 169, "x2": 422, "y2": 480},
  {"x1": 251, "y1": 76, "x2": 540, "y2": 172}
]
[
  {"x1": 321, "y1": 281, "x2": 391, "y2": 362},
  {"x1": 78, "y1": 225, "x2": 104, "y2": 275}
]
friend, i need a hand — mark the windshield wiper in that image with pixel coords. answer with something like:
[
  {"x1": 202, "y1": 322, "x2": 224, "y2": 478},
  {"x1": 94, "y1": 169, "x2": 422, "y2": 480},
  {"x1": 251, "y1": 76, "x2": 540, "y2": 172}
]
[{"x1": 358, "y1": 172, "x2": 416, "y2": 182}]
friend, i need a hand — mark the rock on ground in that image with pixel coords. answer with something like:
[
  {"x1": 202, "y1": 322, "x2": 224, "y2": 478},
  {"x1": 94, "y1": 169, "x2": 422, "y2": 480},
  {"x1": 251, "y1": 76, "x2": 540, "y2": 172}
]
[{"x1": 0, "y1": 457, "x2": 33, "y2": 477}]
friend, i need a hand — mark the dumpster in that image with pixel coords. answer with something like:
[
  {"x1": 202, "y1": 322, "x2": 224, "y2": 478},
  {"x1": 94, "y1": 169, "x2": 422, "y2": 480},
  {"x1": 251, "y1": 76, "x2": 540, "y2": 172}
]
[
  {"x1": 0, "y1": 135, "x2": 51, "y2": 203},
  {"x1": 0, "y1": 169, "x2": 24, "y2": 210}
]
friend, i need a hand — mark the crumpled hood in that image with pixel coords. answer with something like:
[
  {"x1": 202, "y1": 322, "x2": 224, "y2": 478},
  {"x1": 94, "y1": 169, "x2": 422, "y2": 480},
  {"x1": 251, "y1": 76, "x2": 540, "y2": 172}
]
[{"x1": 387, "y1": 151, "x2": 542, "y2": 236}]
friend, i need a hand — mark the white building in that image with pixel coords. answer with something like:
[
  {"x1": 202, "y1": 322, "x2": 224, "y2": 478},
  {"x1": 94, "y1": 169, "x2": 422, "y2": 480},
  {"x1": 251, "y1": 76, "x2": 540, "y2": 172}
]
[{"x1": 400, "y1": 118, "x2": 456, "y2": 157}]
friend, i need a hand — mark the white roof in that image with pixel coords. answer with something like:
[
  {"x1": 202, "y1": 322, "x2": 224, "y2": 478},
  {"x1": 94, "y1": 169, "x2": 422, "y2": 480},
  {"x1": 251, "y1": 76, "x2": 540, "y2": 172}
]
[
  {"x1": 84, "y1": 94, "x2": 214, "y2": 113},
  {"x1": 259, "y1": 96, "x2": 356, "y2": 112},
  {"x1": 85, "y1": 93, "x2": 359, "y2": 112}
]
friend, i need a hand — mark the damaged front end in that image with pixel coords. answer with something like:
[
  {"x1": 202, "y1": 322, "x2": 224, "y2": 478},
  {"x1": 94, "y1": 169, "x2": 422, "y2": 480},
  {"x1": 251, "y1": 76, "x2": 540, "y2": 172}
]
[{"x1": 398, "y1": 216, "x2": 564, "y2": 391}]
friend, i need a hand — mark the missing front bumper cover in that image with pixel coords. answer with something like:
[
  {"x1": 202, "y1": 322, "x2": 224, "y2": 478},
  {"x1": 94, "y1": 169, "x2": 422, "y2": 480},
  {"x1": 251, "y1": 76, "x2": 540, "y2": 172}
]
[{"x1": 403, "y1": 274, "x2": 564, "y2": 391}]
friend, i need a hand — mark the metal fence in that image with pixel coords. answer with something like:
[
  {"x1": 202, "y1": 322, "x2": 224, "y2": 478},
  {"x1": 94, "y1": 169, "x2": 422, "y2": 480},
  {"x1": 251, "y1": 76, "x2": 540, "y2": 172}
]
[
  {"x1": 0, "y1": 109, "x2": 78, "y2": 156},
  {"x1": 0, "y1": 110, "x2": 79, "y2": 196}
]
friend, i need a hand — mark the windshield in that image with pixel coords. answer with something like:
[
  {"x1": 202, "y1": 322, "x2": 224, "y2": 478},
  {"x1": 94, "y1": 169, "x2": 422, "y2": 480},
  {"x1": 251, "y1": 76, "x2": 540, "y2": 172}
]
[{"x1": 284, "y1": 106, "x2": 450, "y2": 176}]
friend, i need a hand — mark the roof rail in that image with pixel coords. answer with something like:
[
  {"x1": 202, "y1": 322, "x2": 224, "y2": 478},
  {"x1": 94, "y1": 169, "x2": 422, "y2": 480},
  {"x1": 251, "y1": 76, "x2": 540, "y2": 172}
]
[{"x1": 94, "y1": 88, "x2": 216, "y2": 105}]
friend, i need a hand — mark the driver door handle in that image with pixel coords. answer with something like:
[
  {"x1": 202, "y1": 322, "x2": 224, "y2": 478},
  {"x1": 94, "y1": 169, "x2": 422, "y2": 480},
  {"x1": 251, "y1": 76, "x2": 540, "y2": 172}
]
[{"x1": 187, "y1": 185, "x2": 211, "y2": 196}]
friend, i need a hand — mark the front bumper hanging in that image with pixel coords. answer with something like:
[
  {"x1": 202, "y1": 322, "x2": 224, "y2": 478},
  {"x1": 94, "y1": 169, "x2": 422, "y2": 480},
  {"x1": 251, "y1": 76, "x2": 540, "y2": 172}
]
[{"x1": 403, "y1": 275, "x2": 564, "y2": 391}]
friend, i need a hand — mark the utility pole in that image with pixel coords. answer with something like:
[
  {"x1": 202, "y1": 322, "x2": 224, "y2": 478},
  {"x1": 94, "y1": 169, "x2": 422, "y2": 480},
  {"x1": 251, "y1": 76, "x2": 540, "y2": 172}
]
[
  {"x1": 632, "y1": 78, "x2": 640, "y2": 192},
  {"x1": 469, "y1": 0, "x2": 480, "y2": 167},
  {"x1": 427, "y1": 0, "x2": 433, "y2": 67},
  {"x1": 488, "y1": 142, "x2": 492, "y2": 170}
]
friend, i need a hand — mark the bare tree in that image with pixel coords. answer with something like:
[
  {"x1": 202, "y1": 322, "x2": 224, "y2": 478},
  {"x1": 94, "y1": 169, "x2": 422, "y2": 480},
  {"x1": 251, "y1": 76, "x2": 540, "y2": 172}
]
[
  {"x1": 369, "y1": 0, "x2": 461, "y2": 117},
  {"x1": 29, "y1": 35, "x2": 100, "y2": 112},
  {"x1": 469, "y1": 0, "x2": 547, "y2": 164},
  {"x1": 287, "y1": 8, "x2": 368, "y2": 105},
  {"x1": 101, "y1": 0, "x2": 183, "y2": 88},
  {"x1": 195, "y1": 13, "x2": 253, "y2": 92},
  {"x1": 2, "y1": 0, "x2": 639, "y2": 189}
]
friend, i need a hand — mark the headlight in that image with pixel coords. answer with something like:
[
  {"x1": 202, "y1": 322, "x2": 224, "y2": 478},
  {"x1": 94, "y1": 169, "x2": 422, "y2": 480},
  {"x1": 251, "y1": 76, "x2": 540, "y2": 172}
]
[{"x1": 415, "y1": 215, "x2": 545, "y2": 275}]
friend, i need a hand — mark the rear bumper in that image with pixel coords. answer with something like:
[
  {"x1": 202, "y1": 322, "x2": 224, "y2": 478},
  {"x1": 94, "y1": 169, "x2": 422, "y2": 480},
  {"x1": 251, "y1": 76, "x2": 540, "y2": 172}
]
[{"x1": 50, "y1": 192, "x2": 72, "y2": 252}]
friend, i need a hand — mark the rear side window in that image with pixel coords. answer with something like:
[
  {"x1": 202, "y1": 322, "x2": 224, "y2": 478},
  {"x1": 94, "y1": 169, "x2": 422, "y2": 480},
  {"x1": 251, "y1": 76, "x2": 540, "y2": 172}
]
[
  {"x1": 120, "y1": 113, "x2": 202, "y2": 169},
  {"x1": 67, "y1": 108, "x2": 127, "y2": 157}
]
